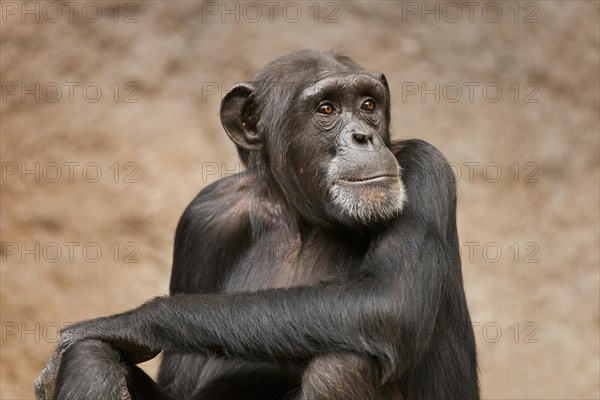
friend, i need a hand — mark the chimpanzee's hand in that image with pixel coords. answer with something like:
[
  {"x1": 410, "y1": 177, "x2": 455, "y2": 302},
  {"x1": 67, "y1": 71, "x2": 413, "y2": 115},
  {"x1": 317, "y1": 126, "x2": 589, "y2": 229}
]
[{"x1": 34, "y1": 316, "x2": 160, "y2": 400}]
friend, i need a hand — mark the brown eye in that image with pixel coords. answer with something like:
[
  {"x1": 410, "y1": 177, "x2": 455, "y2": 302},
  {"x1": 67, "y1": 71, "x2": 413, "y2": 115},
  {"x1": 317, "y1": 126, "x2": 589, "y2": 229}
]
[
  {"x1": 361, "y1": 99, "x2": 376, "y2": 111},
  {"x1": 318, "y1": 102, "x2": 335, "y2": 115}
]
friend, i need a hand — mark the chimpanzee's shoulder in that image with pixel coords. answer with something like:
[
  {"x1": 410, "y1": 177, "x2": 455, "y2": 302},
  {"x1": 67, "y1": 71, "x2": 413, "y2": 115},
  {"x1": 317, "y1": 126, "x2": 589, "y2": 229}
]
[
  {"x1": 179, "y1": 171, "x2": 288, "y2": 240},
  {"x1": 391, "y1": 139, "x2": 448, "y2": 165},
  {"x1": 391, "y1": 139, "x2": 455, "y2": 185},
  {"x1": 181, "y1": 173, "x2": 258, "y2": 229}
]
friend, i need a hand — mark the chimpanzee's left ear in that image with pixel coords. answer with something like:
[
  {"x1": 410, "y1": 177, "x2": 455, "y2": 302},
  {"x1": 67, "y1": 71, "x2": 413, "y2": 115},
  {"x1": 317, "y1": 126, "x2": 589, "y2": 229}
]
[{"x1": 220, "y1": 83, "x2": 262, "y2": 151}]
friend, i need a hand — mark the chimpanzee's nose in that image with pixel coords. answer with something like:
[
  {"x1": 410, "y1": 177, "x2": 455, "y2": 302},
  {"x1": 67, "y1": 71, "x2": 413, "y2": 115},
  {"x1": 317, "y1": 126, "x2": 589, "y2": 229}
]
[
  {"x1": 349, "y1": 127, "x2": 385, "y2": 150},
  {"x1": 352, "y1": 131, "x2": 371, "y2": 144}
]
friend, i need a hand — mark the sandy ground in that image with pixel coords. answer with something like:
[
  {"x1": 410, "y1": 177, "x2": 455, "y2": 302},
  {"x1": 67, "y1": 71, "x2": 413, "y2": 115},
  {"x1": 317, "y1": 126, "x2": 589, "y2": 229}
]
[{"x1": 0, "y1": 1, "x2": 598, "y2": 398}]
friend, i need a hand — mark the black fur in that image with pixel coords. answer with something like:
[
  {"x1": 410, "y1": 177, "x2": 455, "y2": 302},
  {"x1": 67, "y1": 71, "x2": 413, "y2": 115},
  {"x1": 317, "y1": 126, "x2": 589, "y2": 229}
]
[{"x1": 35, "y1": 50, "x2": 478, "y2": 400}]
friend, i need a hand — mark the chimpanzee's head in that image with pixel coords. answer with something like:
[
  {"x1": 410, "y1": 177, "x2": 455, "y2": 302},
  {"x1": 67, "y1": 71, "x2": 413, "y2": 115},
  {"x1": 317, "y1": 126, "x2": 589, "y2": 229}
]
[{"x1": 220, "y1": 50, "x2": 406, "y2": 228}]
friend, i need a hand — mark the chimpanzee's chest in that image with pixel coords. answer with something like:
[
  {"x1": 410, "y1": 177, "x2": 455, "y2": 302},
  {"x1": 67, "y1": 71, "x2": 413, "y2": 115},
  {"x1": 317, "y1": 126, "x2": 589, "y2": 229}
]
[{"x1": 222, "y1": 229, "x2": 368, "y2": 292}]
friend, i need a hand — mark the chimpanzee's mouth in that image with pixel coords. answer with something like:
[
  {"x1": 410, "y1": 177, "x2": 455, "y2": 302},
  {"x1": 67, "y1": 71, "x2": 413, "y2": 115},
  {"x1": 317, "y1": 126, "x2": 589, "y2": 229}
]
[{"x1": 338, "y1": 175, "x2": 397, "y2": 184}]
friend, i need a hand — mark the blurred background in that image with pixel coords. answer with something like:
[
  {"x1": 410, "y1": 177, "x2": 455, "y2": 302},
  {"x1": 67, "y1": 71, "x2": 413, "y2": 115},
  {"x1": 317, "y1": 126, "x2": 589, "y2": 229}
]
[{"x1": 1, "y1": 1, "x2": 598, "y2": 398}]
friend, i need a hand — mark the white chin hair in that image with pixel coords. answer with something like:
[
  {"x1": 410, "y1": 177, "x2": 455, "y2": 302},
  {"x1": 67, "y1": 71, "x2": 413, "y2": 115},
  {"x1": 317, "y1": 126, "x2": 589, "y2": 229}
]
[{"x1": 329, "y1": 177, "x2": 407, "y2": 224}]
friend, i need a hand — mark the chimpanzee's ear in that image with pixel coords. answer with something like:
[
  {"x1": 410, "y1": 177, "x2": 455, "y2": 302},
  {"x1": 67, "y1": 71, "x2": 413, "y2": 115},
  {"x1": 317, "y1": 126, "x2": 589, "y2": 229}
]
[
  {"x1": 220, "y1": 83, "x2": 262, "y2": 151},
  {"x1": 370, "y1": 71, "x2": 389, "y2": 91},
  {"x1": 371, "y1": 71, "x2": 391, "y2": 120}
]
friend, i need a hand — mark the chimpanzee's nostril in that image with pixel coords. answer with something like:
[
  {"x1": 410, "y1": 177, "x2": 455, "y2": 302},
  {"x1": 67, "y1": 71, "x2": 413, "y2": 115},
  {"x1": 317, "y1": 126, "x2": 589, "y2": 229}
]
[{"x1": 353, "y1": 132, "x2": 369, "y2": 143}]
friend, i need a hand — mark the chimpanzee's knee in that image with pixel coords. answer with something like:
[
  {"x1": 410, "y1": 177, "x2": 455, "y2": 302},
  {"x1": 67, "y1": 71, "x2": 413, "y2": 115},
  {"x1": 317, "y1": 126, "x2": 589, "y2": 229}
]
[
  {"x1": 299, "y1": 353, "x2": 400, "y2": 400},
  {"x1": 54, "y1": 339, "x2": 130, "y2": 400}
]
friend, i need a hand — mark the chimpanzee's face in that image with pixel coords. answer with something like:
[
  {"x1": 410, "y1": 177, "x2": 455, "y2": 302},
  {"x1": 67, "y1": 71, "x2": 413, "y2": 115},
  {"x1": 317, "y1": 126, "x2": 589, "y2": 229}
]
[{"x1": 271, "y1": 72, "x2": 405, "y2": 226}]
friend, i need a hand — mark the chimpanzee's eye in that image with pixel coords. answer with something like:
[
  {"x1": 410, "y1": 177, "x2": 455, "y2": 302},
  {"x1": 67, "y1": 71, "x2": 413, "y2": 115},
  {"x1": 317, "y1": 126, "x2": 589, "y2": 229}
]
[
  {"x1": 361, "y1": 99, "x2": 376, "y2": 111},
  {"x1": 318, "y1": 102, "x2": 335, "y2": 115}
]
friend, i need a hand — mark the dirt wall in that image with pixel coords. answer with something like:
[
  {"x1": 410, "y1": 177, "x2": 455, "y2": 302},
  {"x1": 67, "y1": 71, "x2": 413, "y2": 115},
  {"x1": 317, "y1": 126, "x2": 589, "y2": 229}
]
[{"x1": 1, "y1": 1, "x2": 599, "y2": 398}]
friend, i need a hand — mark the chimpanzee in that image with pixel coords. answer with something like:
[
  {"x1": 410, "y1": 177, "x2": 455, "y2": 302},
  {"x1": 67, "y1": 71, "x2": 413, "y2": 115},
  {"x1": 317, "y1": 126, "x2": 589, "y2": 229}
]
[{"x1": 35, "y1": 50, "x2": 479, "y2": 400}]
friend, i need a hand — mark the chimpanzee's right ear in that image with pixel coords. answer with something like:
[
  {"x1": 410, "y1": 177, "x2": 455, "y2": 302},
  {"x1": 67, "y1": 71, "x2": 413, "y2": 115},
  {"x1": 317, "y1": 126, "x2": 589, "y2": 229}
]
[{"x1": 220, "y1": 83, "x2": 262, "y2": 151}]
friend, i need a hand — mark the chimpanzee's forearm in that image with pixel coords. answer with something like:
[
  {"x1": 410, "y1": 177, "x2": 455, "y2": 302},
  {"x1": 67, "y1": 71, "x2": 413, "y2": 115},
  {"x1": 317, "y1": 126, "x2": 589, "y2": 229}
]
[{"x1": 73, "y1": 281, "x2": 399, "y2": 365}]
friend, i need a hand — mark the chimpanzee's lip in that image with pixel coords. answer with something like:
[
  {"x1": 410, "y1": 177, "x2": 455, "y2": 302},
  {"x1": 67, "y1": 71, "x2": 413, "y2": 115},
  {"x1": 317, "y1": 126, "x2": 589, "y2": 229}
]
[{"x1": 337, "y1": 175, "x2": 397, "y2": 184}]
